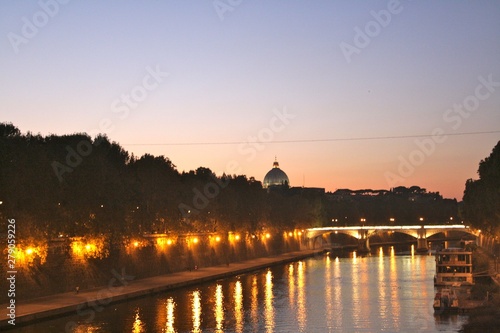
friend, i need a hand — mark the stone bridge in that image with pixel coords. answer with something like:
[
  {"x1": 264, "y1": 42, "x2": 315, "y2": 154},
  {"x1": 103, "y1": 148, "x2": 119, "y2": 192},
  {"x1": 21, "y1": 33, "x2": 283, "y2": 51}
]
[{"x1": 305, "y1": 224, "x2": 479, "y2": 252}]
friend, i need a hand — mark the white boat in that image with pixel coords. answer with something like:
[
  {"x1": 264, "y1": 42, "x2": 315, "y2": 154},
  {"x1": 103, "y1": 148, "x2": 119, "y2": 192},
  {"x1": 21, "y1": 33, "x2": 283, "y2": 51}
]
[{"x1": 434, "y1": 247, "x2": 474, "y2": 286}]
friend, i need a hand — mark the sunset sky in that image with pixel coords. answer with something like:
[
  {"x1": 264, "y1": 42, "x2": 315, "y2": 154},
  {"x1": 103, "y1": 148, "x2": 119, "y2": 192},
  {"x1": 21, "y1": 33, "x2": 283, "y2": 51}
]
[{"x1": 1, "y1": 1, "x2": 499, "y2": 200}]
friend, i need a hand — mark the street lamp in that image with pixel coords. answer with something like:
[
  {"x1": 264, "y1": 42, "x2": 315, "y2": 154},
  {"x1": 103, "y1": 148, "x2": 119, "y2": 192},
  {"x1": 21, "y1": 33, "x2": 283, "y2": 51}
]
[{"x1": 389, "y1": 218, "x2": 395, "y2": 223}]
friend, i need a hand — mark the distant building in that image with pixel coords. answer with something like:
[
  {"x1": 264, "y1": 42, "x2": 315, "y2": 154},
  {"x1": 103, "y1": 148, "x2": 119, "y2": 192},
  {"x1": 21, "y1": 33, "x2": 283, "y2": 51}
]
[
  {"x1": 289, "y1": 186, "x2": 325, "y2": 196},
  {"x1": 263, "y1": 158, "x2": 289, "y2": 189},
  {"x1": 262, "y1": 158, "x2": 325, "y2": 194}
]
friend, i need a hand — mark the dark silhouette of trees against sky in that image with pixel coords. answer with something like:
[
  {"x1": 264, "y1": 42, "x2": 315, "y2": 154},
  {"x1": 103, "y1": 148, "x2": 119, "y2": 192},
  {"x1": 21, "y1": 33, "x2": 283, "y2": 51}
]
[
  {"x1": 1, "y1": 122, "x2": 464, "y2": 243},
  {"x1": 463, "y1": 140, "x2": 500, "y2": 235},
  {"x1": 325, "y1": 187, "x2": 458, "y2": 226}
]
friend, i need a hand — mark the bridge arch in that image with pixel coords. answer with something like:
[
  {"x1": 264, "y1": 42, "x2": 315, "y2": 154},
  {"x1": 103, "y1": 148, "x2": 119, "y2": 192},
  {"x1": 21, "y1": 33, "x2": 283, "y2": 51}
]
[{"x1": 305, "y1": 225, "x2": 477, "y2": 251}]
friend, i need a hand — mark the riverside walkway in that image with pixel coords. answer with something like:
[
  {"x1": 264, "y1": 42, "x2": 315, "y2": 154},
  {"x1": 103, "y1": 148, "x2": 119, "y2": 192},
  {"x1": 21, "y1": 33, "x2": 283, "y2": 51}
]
[{"x1": 1, "y1": 249, "x2": 321, "y2": 329}]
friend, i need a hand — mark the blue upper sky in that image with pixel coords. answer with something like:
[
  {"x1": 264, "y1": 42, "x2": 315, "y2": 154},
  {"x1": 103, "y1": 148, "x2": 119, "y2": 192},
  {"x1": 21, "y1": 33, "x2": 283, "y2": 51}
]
[{"x1": 1, "y1": 0, "x2": 499, "y2": 199}]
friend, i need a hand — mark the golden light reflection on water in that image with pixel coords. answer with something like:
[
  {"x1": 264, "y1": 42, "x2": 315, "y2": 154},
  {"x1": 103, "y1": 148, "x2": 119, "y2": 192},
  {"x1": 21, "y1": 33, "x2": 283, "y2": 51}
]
[
  {"x1": 265, "y1": 270, "x2": 275, "y2": 333},
  {"x1": 165, "y1": 298, "x2": 176, "y2": 333},
  {"x1": 378, "y1": 249, "x2": 388, "y2": 323},
  {"x1": 389, "y1": 249, "x2": 400, "y2": 331},
  {"x1": 215, "y1": 284, "x2": 224, "y2": 332},
  {"x1": 411, "y1": 244, "x2": 415, "y2": 257},
  {"x1": 192, "y1": 290, "x2": 202, "y2": 333},
  {"x1": 324, "y1": 256, "x2": 333, "y2": 329},
  {"x1": 351, "y1": 252, "x2": 360, "y2": 325},
  {"x1": 296, "y1": 261, "x2": 306, "y2": 330},
  {"x1": 288, "y1": 264, "x2": 295, "y2": 311},
  {"x1": 234, "y1": 280, "x2": 243, "y2": 333},
  {"x1": 418, "y1": 255, "x2": 428, "y2": 300},
  {"x1": 251, "y1": 275, "x2": 258, "y2": 327},
  {"x1": 333, "y1": 255, "x2": 342, "y2": 329},
  {"x1": 359, "y1": 257, "x2": 370, "y2": 330},
  {"x1": 132, "y1": 308, "x2": 145, "y2": 333}
]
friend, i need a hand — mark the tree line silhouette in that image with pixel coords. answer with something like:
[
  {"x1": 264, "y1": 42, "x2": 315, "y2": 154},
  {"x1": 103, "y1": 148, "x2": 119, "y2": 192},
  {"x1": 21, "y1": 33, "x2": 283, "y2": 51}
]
[{"x1": 2, "y1": 122, "x2": 496, "y2": 244}]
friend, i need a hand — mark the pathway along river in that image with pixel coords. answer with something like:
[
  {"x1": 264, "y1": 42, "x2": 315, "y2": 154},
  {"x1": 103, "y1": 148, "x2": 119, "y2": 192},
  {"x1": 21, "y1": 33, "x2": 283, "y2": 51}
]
[{"x1": 16, "y1": 246, "x2": 467, "y2": 332}]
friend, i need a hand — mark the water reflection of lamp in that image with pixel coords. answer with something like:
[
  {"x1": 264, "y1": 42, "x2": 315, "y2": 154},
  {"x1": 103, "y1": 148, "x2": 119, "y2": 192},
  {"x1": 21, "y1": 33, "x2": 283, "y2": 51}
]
[
  {"x1": 132, "y1": 309, "x2": 144, "y2": 333},
  {"x1": 192, "y1": 291, "x2": 201, "y2": 333},
  {"x1": 250, "y1": 276, "x2": 258, "y2": 327},
  {"x1": 265, "y1": 270, "x2": 275, "y2": 331},
  {"x1": 165, "y1": 298, "x2": 175, "y2": 333},
  {"x1": 234, "y1": 281, "x2": 243, "y2": 333},
  {"x1": 288, "y1": 264, "x2": 295, "y2": 308},
  {"x1": 297, "y1": 261, "x2": 306, "y2": 330},
  {"x1": 215, "y1": 285, "x2": 224, "y2": 331}
]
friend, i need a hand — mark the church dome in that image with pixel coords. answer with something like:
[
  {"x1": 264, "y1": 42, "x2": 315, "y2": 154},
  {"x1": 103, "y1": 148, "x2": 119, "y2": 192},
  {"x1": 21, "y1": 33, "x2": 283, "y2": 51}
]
[{"x1": 263, "y1": 159, "x2": 289, "y2": 188}]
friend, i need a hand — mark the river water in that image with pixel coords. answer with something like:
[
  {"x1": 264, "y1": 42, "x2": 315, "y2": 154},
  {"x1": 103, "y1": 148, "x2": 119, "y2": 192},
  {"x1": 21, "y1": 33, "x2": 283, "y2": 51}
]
[{"x1": 15, "y1": 248, "x2": 467, "y2": 332}]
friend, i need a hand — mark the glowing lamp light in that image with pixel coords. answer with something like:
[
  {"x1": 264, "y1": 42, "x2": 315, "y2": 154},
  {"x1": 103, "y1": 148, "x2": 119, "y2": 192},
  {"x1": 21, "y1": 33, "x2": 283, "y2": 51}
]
[
  {"x1": 288, "y1": 232, "x2": 293, "y2": 237},
  {"x1": 192, "y1": 237, "x2": 199, "y2": 244},
  {"x1": 85, "y1": 244, "x2": 92, "y2": 251},
  {"x1": 167, "y1": 239, "x2": 172, "y2": 245},
  {"x1": 133, "y1": 241, "x2": 139, "y2": 247},
  {"x1": 26, "y1": 248, "x2": 34, "y2": 255},
  {"x1": 215, "y1": 236, "x2": 221, "y2": 242},
  {"x1": 265, "y1": 233, "x2": 271, "y2": 239},
  {"x1": 235, "y1": 234, "x2": 240, "y2": 241},
  {"x1": 298, "y1": 231, "x2": 302, "y2": 236}
]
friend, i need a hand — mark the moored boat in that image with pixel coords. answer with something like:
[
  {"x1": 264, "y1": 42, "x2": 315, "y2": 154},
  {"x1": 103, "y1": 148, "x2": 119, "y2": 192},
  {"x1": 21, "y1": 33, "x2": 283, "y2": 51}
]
[
  {"x1": 434, "y1": 247, "x2": 474, "y2": 286},
  {"x1": 433, "y1": 288, "x2": 459, "y2": 313}
]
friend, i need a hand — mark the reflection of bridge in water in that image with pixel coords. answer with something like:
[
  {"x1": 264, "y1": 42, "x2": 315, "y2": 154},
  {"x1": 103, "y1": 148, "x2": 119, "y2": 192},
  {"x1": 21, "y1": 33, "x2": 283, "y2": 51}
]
[{"x1": 305, "y1": 225, "x2": 479, "y2": 252}]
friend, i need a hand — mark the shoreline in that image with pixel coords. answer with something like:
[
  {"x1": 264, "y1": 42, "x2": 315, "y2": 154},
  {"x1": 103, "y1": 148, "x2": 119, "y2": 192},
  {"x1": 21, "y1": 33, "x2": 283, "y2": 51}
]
[{"x1": 1, "y1": 249, "x2": 322, "y2": 329}]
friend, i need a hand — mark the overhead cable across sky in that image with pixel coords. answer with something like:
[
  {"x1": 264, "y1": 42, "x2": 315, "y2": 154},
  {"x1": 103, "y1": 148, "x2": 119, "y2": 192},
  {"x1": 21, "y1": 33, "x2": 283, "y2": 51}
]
[{"x1": 123, "y1": 130, "x2": 500, "y2": 146}]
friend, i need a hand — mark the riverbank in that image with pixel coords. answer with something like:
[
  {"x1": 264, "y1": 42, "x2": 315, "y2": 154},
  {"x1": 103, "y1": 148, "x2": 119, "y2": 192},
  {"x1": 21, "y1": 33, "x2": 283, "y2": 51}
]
[
  {"x1": 459, "y1": 247, "x2": 500, "y2": 332},
  {"x1": 0, "y1": 249, "x2": 322, "y2": 329}
]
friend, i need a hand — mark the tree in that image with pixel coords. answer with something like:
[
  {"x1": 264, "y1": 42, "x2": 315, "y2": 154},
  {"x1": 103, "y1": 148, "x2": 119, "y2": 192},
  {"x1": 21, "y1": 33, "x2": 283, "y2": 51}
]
[{"x1": 463, "y1": 141, "x2": 500, "y2": 234}]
